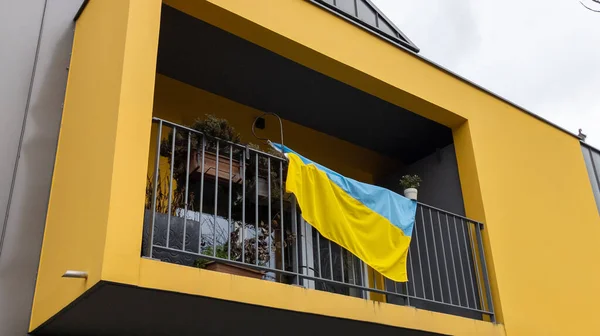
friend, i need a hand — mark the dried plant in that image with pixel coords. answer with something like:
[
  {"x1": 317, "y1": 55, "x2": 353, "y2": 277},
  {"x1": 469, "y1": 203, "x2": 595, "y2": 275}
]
[{"x1": 145, "y1": 173, "x2": 194, "y2": 215}]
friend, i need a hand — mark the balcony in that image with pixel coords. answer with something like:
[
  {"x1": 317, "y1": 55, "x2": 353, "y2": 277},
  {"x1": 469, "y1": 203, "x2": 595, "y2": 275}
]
[{"x1": 143, "y1": 117, "x2": 495, "y2": 322}]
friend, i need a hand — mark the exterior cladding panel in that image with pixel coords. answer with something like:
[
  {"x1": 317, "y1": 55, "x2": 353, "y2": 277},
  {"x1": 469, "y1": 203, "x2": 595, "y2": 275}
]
[
  {"x1": 581, "y1": 144, "x2": 600, "y2": 212},
  {"x1": 0, "y1": 0, "x2": 83, "y2": 335}
]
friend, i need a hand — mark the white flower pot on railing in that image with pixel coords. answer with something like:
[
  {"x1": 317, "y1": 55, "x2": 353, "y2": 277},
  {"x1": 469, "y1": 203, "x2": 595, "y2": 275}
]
[{"x1": 403, "y1": 188, "x2": 418, "y2": 200}]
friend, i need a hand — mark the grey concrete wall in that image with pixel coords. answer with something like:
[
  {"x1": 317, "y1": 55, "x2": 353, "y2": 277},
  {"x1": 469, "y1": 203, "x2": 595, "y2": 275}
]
[
  {"x1": 581, "y1": 144, "x2": 600, "y2": 213},
  {"x1": 0, "y1": 1, "x2": 83, "y2": 335},
  {"x1": 379, "y1": 144, "x2": 466, "y2": 216}
]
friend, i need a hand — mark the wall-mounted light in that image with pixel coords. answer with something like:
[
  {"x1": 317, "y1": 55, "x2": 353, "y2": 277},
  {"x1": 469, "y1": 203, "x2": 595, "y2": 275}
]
[
  {"x1": 255, "y1": 117, "x2": 265, "y2": 130},
  {"x1": 252, "y1": 113, "x2": 284, "y2": 149}
]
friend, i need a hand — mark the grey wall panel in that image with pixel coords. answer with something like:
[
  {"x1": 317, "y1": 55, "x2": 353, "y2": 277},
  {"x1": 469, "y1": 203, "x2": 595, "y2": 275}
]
[
  {"x1": 0, "y1": 1, "x2": 83, "y2": 335},
  {"x1": 379, "y1": 144, "x2": 466, "y2": 216},
  {"x1": 581, "y1": 145, "x2": 600, "y2": 213},
  {"x1": 0, "y1": 0, "x2": 46, "y2": 251}
]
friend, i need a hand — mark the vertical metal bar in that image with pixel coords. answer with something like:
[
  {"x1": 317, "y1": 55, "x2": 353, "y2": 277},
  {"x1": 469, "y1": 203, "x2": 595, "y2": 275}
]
[
  {"x1": 406, "y1": 251, "x2": 414, "y2": 304},
  {"x1": 148, "y1": 120, "x2": 163, "y2": 257},
  {"x1": 316, "y1": 231, "x2": 321, "y2": 278},
  {"x1": 476, "y1": 222, "x2": 495, "y2": 321},
  {"x1": 350, "y1": 251, "x2": 356, "y2": 285},
  {"x1": 241, "y1": 150, "x2": 246, "y2": 264},
  {"x1": 267, "y1": 157, "x2": 272, "y2": 268},
  {"x1": 182, "y1": 132, "x2": 191, "y2": 252},
  {"x1": 446, "y1": 215, "x2": 461, "y2": 306},
  {"x1": 420, "y1": 206, "x2": 435, "y2": 301},
  {"x1": 437, "y1": 212, "x2": 452, "y2": 304},
  {"x1": 469, "y1": 221, "x2": 485, "y2": 312},
  {"x1": 291, "y1": 197, "x2": 299, "y2": 284},
  {"x1": 460, "y1": 218, "x2": 478, "y2": 309},
  {"x1": 371, "y1": 267, "x2": 377, "y2": 290},
  {"x1": 412, "y1": 209, "x2": 425, "y2": 299},
  {"x1": 353, "y1": 0, "x2": 358, "y2": 16},
  {"x1": 166, "y1": 128, "x2": 177, "y2": 248},
  {"x1": 328, "y1": 240, "x2": 334, "y2": 280},
  {"x1": 213, "y1": 141, "x2": 219, "y2": 257},
  {"x1": 359, "y1": 260, "x2": 367, "y2": 299},
  {"x1": 255, "y1": 152, "x2": 259, "y2": 265},
  {"x1": 428, "y1": 208, "x2": 444, "y2": 302},
  {"x1": 197, "y1": 136, "x2": 206, "y2": 254},
  {"x1": 301, "y1": 218, "x2": 315, "y2": 289},
  {"x1": 340, "y1": 246, "x2": 345, "y2": 283},
  {"x1": 302, "y1": 213, "x2": 308, "y2": 286},
  {"x1": 454, "y1": 216, "x2": 470, "y2": 308},
  {"x1": 279, "y1": 160, "x2": 285, "y2": 271},
  {"x1": 227, "y1": 145, "x2": 233, "y2": 260}
]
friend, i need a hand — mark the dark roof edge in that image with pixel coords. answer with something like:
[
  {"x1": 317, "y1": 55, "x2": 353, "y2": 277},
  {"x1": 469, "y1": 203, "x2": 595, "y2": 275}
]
[
  {"x1": 73, "y1": 0, "x2": 89, "y2": 22},
  {"x1": 308, "y1": 0, "x2": 419, "y2": 52},
  {"x1": 362, "y1": 0, "x2": 419, "y2": 52}
]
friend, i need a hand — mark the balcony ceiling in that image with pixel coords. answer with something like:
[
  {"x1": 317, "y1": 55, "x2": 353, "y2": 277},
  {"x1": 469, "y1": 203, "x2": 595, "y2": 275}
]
[
  {"x1": 156, "y1": 5, "x2": 453, "y2": 163},
  {"x1": 33, "y1": 281, "x2": 443, "y2": 336}
]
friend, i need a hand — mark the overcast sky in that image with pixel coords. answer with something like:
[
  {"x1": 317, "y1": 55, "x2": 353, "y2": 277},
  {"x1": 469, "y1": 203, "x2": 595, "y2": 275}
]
[{"x1": 371, "y1": 0, "x2": 600, "y2": 148}]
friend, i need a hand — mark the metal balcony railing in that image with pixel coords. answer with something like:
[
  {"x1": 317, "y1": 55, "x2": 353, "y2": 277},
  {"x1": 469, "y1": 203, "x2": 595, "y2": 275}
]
[{"x1": 142, "y1": 117, "x2": 495, "y2": 322}]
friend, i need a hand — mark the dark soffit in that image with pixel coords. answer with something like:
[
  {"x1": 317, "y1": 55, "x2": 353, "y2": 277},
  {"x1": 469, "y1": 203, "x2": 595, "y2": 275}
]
[{"x1": 156, "y1": 5, "x2": 453, "y2": 163}]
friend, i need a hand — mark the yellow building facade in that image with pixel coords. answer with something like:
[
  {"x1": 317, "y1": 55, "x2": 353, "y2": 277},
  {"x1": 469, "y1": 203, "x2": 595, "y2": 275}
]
[{"x1": 29, "y1": 1, "x2": 600, "y2": 335}]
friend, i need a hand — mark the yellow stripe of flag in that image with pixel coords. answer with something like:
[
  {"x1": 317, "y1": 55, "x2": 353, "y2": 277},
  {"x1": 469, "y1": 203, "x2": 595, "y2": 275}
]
[{"x1": 286, "y1": 152, "x2": 412, "y2": 282}]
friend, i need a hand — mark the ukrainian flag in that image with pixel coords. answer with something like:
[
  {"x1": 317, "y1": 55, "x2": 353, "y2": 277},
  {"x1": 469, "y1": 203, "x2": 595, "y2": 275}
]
[{"x1": 272, "y1": 144, "x2": 417, "y2": 282}]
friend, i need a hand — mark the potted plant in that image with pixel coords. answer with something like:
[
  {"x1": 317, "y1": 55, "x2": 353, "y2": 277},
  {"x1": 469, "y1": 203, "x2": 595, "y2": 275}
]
[
  {"x1": 399, "y1": 174, "x2": 421, "y2": 200},
  {"x1": 193, "y1": 244, "x2": 264, "y2": 279},
  {"x1": 160, "y1": 115, "x2": 244, "y2": 196},
  {"x1": 193, "y1": 213, "x2": 295, "y2": 279}
]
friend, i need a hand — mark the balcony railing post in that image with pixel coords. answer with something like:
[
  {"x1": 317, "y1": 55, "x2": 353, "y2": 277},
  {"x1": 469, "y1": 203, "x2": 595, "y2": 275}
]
[
  {"x1": 197, "y1": 136, "x2": 206, "y2": 255},
  {"x1": 147, "y1": 120, "x2": 163, "y2": 258},
  {"x1": 475, "y1": 222, "x2": 495, "y2": 322},
  {"x1": 183, "y1": 131, "x2": 191, "y2": 252},
  {"x1": 291, "y1": 197, "x2": 299, "y2": 285},
  {"x1": 166, "y1": 127, "x2": 176, "y2": 249},
  {"x1": 300, "y1": 217, "x2": 315, "y2": 289},
  {"x1": 361, "y1": 261, "x2": 370, "y2": 300}
]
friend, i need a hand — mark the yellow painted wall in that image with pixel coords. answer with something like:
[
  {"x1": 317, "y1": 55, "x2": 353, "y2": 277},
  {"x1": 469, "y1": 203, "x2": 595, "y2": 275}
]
[
  {"x1": 161, "y1": 1, "x2": 600, "y2": 335},
  {"x1": 151, "y1": 74, "x2": 400, "y2": 183},
  {"x1": 30, "y1": 0, "x2": 161, "y2": 331},
  {"x1": 138, "y1": 258, "x2": 505, "y2": 336}
]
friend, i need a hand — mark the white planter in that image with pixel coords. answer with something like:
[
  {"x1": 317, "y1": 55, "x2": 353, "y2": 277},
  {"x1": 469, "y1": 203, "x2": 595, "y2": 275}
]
[{"x1": 404, "y1": 188, "x2": 418, "y2": 200}]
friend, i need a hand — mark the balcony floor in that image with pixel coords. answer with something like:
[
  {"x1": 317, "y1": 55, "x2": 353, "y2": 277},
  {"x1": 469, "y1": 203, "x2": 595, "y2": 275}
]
[{"x1": 33, "y1": 280, "x2": 442, "y2": 336}]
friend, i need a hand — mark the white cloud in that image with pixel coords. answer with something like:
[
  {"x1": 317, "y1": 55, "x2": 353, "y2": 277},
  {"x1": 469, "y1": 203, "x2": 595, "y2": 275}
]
[{"x1": 372, "y1": 0, "x2": 600, "y2": 148}]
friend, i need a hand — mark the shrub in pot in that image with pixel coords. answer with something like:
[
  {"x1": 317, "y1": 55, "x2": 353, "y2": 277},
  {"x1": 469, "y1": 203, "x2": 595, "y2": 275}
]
[{"x1": 399, "y1": 174, "x2": 421, "y2": 200}]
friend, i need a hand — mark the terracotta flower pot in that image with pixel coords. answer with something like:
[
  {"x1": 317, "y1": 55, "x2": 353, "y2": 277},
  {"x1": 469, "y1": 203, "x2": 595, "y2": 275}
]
[
  {"x1": 189, "y1": 150, "x2": 242, "y2": 183},
  {"x1": 204, "y1": 261, "x2": 264, "y2": 279}
]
